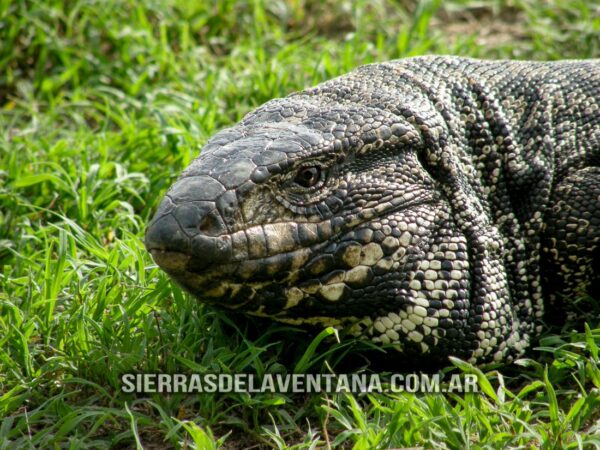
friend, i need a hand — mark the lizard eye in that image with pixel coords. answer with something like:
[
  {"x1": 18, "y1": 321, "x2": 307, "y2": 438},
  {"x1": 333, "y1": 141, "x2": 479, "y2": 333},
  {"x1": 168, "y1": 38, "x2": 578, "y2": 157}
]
[{"x1": 294, "y1": 166, "x2": 322, "y2": 188}]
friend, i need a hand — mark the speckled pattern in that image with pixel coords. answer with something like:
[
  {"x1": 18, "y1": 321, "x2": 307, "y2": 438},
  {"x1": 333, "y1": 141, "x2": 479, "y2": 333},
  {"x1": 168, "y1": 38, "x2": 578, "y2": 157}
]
[{"x1": 145, "y1": 56, "x2": 600, "y2": 365}]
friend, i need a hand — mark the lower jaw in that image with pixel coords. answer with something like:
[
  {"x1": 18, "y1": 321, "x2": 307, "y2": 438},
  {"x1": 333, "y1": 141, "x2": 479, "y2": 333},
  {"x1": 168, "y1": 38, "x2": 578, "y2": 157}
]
[{"x1": 150, "y1": 250, "x2": 191, "y2": 273}]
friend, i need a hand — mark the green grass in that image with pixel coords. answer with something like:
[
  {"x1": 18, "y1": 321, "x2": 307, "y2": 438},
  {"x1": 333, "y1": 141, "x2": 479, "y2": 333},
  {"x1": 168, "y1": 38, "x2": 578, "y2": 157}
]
[{"x1": 1, "y1": 0, "x2": 600, "y2": 448}]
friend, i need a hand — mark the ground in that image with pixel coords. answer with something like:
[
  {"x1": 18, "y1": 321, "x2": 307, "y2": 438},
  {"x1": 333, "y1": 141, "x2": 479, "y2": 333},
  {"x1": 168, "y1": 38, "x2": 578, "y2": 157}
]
[{"x1": 1, "y1": 0, "x2": 599, "y2": 448}]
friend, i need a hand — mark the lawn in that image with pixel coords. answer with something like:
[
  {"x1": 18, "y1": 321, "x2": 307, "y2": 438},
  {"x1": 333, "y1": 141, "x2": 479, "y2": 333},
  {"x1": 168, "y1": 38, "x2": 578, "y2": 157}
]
[{"x1": 1, "y1": 0, "x2": 600, "y2": 448}]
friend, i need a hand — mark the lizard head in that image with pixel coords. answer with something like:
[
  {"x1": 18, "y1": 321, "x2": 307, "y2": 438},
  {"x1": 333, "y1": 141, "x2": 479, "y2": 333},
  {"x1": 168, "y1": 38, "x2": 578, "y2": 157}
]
[{"x1": 146, "y1": 63, "x2": 529, "y2": 364}]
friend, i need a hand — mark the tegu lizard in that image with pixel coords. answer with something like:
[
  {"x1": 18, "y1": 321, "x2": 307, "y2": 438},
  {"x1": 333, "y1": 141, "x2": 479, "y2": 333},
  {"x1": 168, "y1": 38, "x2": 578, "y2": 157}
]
[{"x1": 145, "y1": 56, "x2": 600, "y2": 365}]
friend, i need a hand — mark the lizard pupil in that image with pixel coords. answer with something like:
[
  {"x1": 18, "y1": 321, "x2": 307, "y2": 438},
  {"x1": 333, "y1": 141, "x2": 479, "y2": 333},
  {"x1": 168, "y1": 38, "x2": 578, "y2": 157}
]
[{"x1": 295, "y1": 166, "x2": 321, "y2": 188}]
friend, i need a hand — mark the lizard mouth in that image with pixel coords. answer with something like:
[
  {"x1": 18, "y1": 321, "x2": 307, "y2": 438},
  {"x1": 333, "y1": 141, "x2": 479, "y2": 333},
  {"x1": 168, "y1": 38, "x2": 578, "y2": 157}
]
[
  {"x1": 147, "y1": 196, "x2": 436, "y2": 277},
  {"x1": 149, "y1": 249, "x2": 191, "y2": 273},
  {"x1": 151, "y1": 243, "x2": 316, "y2": 282}
]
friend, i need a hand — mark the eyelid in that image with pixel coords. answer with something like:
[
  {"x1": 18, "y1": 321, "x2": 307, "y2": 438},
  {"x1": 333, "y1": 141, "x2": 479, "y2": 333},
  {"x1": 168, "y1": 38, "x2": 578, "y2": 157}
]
[
  {"x1": 296, "y1": 161, "x2": 326, "y2": 171},
  {"x1": 296, "y1": 165, "x2": 324, "y2": 180},
  {"x1": 286, "y1": 163, "x2": 328, "y2": 193},
  {"x1": 277, "y1": 162, "x2": 340, "y2": 211}
]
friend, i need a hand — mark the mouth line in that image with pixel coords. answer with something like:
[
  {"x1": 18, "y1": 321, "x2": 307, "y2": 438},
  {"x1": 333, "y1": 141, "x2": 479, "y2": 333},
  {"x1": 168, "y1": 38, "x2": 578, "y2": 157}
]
[{"x1": 149, "y1": 197, "x2": 436, "y2": 276}]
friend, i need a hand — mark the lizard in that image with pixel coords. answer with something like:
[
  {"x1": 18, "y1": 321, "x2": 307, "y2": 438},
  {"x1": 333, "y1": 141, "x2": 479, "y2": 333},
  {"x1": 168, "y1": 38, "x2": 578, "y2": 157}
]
[{"x1": 145, "y1": 56, "x2": 600, "y2": 365}]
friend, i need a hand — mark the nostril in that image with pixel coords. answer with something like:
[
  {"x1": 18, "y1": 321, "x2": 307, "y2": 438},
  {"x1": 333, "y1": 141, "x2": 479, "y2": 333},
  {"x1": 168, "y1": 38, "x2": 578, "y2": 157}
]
[
  {"x1": 172, "y1": 202, "x2": 227, "y2": 238},
  {"x1": 198, "y1": 215, "x2": 211, "y2": 233},
  {"x1": 197, "y1": 209, "x2": 227, "y2": 236}
]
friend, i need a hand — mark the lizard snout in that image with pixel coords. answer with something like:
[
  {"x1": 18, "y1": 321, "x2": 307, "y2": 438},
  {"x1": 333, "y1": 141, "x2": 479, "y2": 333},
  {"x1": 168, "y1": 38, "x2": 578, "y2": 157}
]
[{"x1": 145, "y1": 192, "x2": 233, "y2": 273}]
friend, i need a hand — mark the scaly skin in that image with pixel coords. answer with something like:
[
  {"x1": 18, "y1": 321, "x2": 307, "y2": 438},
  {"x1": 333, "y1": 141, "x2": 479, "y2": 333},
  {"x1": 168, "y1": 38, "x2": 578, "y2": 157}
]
[{"x1": 145, "y1": 56, "x2": 600, "y2": 365}]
